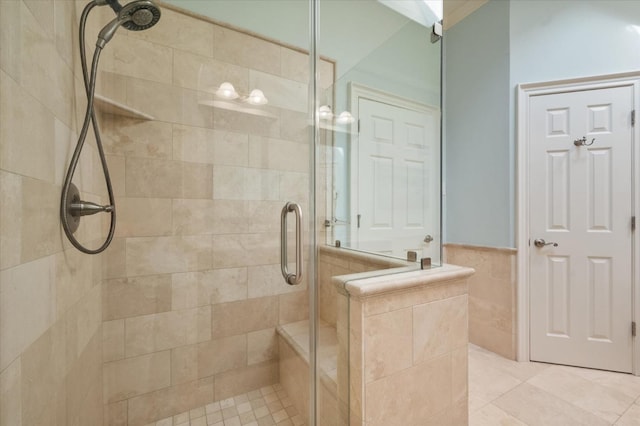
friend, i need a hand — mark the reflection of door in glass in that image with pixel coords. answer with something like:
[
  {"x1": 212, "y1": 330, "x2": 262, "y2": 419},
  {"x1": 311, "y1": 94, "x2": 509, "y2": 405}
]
[{"x1": 355, "y1": 96, "x2": 439, "y2": 259}]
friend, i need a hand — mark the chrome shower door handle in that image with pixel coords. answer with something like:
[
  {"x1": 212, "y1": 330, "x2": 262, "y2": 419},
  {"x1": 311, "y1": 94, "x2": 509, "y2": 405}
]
[{"x1": 280, "y1": 202, "x2": 303, "y2": 285}]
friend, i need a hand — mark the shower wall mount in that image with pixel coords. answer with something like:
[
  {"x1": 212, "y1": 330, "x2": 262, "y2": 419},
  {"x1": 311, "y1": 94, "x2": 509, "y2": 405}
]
[
  {"x1": 64, "y1": 183, "x2": 114, "y2": 234},
  {"x1": 60, "y1": 0, "x2": 161, "y2": 254}
]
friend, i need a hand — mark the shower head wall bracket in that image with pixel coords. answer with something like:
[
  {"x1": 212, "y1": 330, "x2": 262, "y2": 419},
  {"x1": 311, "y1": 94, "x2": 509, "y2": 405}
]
[
  {"x1": 63, "y1": 183, "x2": 114, "y2": 234},
  {"x1": 64, "y1": 183, "x2": 82, "y2": 234}
]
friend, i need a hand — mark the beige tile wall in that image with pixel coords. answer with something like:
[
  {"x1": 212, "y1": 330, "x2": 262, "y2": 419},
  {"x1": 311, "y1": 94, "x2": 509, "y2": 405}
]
[
  {"x1": 349, "y1": 271, "x2": 471, "y2": 426},
  {"x1": 318, "y1": 245, "x2": 412, "y2": 327},
  {"x1": 0, "y1": 1, "x2": 107, "y2": 425},
  {"x1": 279, "y1": 249, "x2": 444, "y2": 426},
  {"x1": 444, "y1": 243, "x2": 517, "y2": 360},
  {"x1": 97, "y1": 4, "x2": 335, "y2": 425},
  {"x1": 278, "y1": 333, "x2": 347, "y2": 426},
  {"x1": 279, "y1": 266, "x2": 474, "y2": 426},
  {"x1": 318, "y1": 247, "x2": 413, "y2": 425}
]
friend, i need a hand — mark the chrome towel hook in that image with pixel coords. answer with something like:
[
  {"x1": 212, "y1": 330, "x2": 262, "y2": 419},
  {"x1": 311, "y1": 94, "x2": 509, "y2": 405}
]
[{"x1": 574, "y1": 136, "x2": 595, "y2": 147}]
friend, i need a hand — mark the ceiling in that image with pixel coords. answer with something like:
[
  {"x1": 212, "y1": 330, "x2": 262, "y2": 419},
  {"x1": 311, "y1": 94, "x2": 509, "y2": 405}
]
[{"x1": 444, "y1": 0, "x2": 489, "y2": 29}]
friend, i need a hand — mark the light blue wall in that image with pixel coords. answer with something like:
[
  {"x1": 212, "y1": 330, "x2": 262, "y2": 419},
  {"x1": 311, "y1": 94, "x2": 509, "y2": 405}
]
[
  {"x1": 164, "y1": 0, "x2": 309, "y2": 49},
  {"x1": 443, "y1": 0, "x2": 511, "y2": 247},
  {"x1": 510, "y1": 1, "x2": 640, "y2": 85},
  {"x1": 335, "y1": 20, "x2": 440, "y2": 109},
  {"x1": 444, "y1": 0, "x2": 640, "y2": 248}
]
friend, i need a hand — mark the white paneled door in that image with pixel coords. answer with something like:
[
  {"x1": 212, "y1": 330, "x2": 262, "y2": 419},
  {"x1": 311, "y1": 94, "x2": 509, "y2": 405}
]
[
  {"x1": 357, "y1": 98, "x2": 439, "y2": 259},
  {"x1": 529, "y1": 86, "x2": 634, "y2": 372}
]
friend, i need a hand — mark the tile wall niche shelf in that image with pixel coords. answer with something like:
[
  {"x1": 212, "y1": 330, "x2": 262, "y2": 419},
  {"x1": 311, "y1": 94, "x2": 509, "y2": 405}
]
[
  {"x1": 93, "y1": 94, "x2": 155, "y2": 121},
  {"x1": 198, "y1": 99, "x2": 278, "y2": 119}
]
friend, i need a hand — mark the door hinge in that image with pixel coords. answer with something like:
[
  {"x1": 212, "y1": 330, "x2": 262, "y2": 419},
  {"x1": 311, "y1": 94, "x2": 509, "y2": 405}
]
[
  {"x1": 632, "y1": 216, "x2": 636, "y2": 232},
  {"x1": 357, "y1": 119, "x2": 361, "y2": 133},
  {"x1": 632, "y1": 110, "x2": 636, "y2": 127},
  {"x1": 633, "y1": 321, "x2": 636, "y2": 337},
  {"x1": 357, "y1": 214, "x2": 361, "y2": 228}
]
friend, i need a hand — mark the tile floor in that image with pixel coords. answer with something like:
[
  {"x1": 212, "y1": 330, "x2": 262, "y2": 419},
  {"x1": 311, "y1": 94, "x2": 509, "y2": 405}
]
[
  {"x1": 147, "y1": 384, "x2": 304, "y2": 426},
  {"x1": 468, "y1": 344, "x2": 640, "y2": 425},
  {"x1": 146, "y1": 344, "x2": 640, "y2": 426}
]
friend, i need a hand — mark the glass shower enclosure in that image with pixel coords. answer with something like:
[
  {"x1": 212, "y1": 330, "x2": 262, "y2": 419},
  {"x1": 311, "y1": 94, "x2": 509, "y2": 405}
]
[
  {"x1": 95, "y1": 0, "x2": 441, "y2": 425},
  {"x1": 0, "y1": 0, "x2": 441, "y2": 425}
]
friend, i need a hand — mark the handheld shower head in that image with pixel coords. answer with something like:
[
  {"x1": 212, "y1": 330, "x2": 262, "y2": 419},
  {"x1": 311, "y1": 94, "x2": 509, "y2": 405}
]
[
  {"x1": 96, "y1": 0, "x2": 161, "y2": 47},
  {"x1": 119, "y1": 0, "x2": 161, "y2": 31}
]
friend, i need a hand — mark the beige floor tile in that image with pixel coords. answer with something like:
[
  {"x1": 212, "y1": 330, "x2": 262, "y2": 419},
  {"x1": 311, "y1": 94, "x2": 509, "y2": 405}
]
[
  {"x1": 223, "y1": 406, "x2": 239, "y2": 419},
  {"x1": 616, "y1": 403, "x2": 640, "y2": 426},
  {"x1": 240, "y1": 411, "x2": 257, "y2": 424},
  {"x1": 191, "y1": 406, "x2": 206, "y2": 418},
  {"x1": 494, "y1": 383, "x2": 609, "y2": 426},
  {"x1": 284, "y1": 405, "x2": 297, "y2": 417},
  {"x1": 468, "y1": 395, "x2": 490, "y2": 413},
  {"x1": 251, "y1": 398, "x2": 267, "y2": 410},
  {"x1": 221, "y1": 397, "x2": 236, "y2": 408},
  {"x1": 527, "y1": 366, "x2": 635, "y2": 423},
  {"x1": 207, "y1": 411, "x2": 223, "y2": 424},
  {"x1": 237, "y1": 401, "x2": 253, "y2": 414},
  {"x1": 260, "y1": 385, "x2": 276, "y2": 395},
  {"x1": 469, "y1": 344, "x2": 551, "y2": 382},
  {"x1": 248, "y1": 390, "x2": 263, "y2": 400},
  {"x1": 263, "y1": 392, "x2": 279, "y2": 403},
  {"x1": 290, "y1": 415, "x2": 304, "y2": 426},
  {"x1": 254, "y1": 406, "x2": 270, "y2": 418},
  {"x1": 266, "y1": 400, "x2": 283, "y2": 413},
  {"x1": 129, "y1": 347, "x2": 639, "y2": 426},
  {"x1": 280, "y1": 397, "x2": 293, "y2": 408},
  {"x1": 192, "y1": 417, "x2": 207, "y2": 426},
  {"x1": 235, "y1": 394, "x2": 250, "y2": 404},
  {"x1": 174, "y1": 383, "x2": 302, "y2": 426},
  {"x1": 555, "y1": 364, "x2": 640, "y2": 401},
  {"x1": 469, "y1": 344, "x2": 640, "y2": 426},
  {"x1": 469, "y1": 355, "x2": 523, "y2": 403},
  {"x1": 257, "y1": 415, "x2": 275, "y2": 426},
  {"x1": 174, "y1": 411, "x2": 189, "y2": 423},
  {"x1": 207, "y1": 402, "x2": 222, "y2": 413},
  {"x1": 224, "y1": 416, "x2": 242, "y2": 426},
  {"x1": 272, "y1": 409, "x2": 288, "y2": 423},
  {"x1": 469, "y1": 403, "x2": 527, "y2": 426}
]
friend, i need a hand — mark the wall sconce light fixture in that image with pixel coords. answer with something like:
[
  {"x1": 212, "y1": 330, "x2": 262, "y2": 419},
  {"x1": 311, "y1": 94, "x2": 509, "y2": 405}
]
[
  {"x1": 247, "y1": 89, "x2": 268, "y2": 105},
  {"x1": 215, "y1": 82, "x2": 269, "y2": 106},
  {"x1": 215, "y1": 82, "x2": 239, "y2": 100},
  {"x1": 319, "y1": 105, "x2": 355, "y2": 125}
]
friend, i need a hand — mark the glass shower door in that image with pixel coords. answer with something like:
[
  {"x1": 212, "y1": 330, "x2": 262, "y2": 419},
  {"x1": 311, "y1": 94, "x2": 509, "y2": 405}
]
[{"x1": 97, "y1": 1, "x2": 319, "y2": 424}]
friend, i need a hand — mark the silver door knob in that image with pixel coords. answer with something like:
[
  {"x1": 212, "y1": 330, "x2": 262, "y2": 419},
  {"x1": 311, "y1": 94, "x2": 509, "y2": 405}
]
[
  {"x1": 424, "y1": 234, "x2": 433, "y2": 243},
  {"x1": 534, "y1": 238, "x2": 558, "y2": 248}
]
